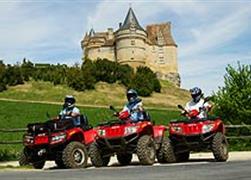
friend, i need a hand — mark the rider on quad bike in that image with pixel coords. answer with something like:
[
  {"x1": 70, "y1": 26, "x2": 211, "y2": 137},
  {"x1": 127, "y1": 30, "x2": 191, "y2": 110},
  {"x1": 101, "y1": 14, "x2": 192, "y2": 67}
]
[
  {"x1": 183, "y1": 87, "x2": 212, "y2": 119},
  {"x1": 58, "y1": 95, "x2": 81, "y2": 126},
  {"x1": 119, "y1": 89, "x2": 146, "y2": 122},
  {"x1": 166, "y1": 87, "x2": 229, "y2": 163},
  {"x1": 19, "y1": 95, "x2": 95, "y2": 169},
  {"x1": 89, "y1": 89, "x2": 160, "y2": 167}
]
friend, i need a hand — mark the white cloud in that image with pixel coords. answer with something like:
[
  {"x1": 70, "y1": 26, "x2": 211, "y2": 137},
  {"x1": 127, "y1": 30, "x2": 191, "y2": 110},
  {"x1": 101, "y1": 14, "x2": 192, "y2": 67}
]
[
  {"x1": 86, "y1": 0, "x2": 207, "y2": 31},
  {"x1": 180, "y1": 6, "x2": 251, "y2": 58}
]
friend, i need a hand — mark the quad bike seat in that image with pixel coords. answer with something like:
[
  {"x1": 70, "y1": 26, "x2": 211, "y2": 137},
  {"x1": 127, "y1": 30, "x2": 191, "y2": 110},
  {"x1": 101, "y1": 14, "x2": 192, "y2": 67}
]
[{"x1": 79, "y1": 115, "x2": 92, "y2": 130}]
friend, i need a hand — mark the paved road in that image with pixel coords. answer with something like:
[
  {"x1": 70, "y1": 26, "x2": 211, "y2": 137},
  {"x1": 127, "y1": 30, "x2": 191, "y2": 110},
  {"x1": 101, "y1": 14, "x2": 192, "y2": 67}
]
[{"x1": 1, "y1": 159, "x2": 251, "y2": 180}]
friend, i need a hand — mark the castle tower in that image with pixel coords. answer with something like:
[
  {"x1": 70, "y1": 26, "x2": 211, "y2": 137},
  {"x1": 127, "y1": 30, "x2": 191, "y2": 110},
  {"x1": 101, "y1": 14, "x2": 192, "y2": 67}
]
[
  {"x1": 146, "y1": 23, "x2": 180, "y2": 86},
  {"x1": 115, "y1": 8, "x2": 147, "y2": 68},
  {"x1": 81, "y1": 28, "x2": 115, "y2": 61}
]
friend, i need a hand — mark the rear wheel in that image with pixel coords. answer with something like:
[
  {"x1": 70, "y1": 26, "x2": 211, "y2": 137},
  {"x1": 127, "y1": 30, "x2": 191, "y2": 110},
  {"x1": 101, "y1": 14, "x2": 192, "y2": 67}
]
[
  {"x1": 136, "y1": 135, "x2": 156, "y2": 165},
  {"x1": 212, "y1": 132, "x2": 229, "y2": 162},
  {"x1": 117, "y1": 153, "x2": 132, "y2": 166},
  {"x1": 89, "y1": 143, "x2": 110, "y2": 167},
  {"x1": 62, "y1": 141, "x2": 88, "y2": 168},
  {"x1": 157, "y1": 137, "x2": 176, "y2": 163}
]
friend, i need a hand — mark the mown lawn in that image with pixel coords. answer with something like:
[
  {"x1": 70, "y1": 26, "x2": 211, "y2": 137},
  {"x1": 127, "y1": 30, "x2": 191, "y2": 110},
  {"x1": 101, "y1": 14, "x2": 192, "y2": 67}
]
[{"x1": 0, "y1": 100, "x2": 179, "y2": 160}]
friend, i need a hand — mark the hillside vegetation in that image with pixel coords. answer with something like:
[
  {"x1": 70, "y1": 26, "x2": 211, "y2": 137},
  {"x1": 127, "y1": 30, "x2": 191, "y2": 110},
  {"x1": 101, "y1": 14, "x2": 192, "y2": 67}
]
[{"x1": 0, "y1": 80, "x2": 190, "y2": 108}]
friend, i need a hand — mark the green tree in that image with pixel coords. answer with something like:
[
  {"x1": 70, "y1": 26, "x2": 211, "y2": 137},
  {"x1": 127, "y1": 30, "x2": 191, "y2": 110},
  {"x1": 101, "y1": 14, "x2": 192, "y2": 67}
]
[
  {"x1": 117, "y1": 64, "x2": 134, "y2": 86},
  {"x1": 4, "y1": 64, "x2": 24, "y2": 86},
  {"x1": 21, "y1": 58, "x2": 34, "y2": 81},
  {"x1": 130, "y1": 66, "x2": 161, "y2": 96},
  {"x1": 81, "y1": 59, "x2": 96, "y2": 89},
  {"x1": 0, "y1": 60, "x2": 7, "y2": 92},
  {"x1": 94, "y1": 58, "x2": 118, "y2": 83},
  {"x1": 213, "y1": 62, "x2": 251, "y2": 124}
]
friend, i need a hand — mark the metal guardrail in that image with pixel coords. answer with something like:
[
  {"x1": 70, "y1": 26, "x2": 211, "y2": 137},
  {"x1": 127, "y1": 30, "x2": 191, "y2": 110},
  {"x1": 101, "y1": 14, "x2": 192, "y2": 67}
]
[
  {"x1": 0, "y1": 140, "x2": 23, "y2": 144},
  {"x1": 0, "y1": 128, "x2": 27, "y2": 133},
  {"x1": 225, "y1": 125, "x2": 251, "y2": 128},
  {"x1": 0, "y1": 125, "x2": 251, "y2": 144}
]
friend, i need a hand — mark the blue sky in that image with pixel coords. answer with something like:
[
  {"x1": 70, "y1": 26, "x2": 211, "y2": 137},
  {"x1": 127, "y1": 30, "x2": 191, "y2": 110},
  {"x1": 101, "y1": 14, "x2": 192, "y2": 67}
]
[{"x1": 0, "y1": 0, "x2": 251, "y2": 95}]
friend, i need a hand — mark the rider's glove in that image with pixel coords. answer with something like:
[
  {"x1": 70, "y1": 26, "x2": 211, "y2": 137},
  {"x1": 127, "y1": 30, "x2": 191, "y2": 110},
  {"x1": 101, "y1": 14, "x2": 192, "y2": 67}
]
[{"x1": 113, "y1": 112, "x2": 119, "y2": 117}]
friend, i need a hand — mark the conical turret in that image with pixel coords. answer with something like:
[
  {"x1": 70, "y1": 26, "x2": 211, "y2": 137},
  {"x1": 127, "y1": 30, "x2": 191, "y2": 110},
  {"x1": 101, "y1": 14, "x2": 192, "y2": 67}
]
[{"x1": 119, "y1": 7, "x2": 144, "y2": 31}]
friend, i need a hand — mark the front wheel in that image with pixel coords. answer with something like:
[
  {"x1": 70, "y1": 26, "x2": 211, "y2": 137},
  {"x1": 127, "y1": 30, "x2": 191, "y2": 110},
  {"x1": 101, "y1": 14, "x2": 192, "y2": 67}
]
[
  {"x1": 136, "y1": 135, "x2": 156, "y2": 165},
  {"x1": 62, "y1": 141, "x2": 88, "y2": 168},
  {"x1": 19, "y1": 148, "x2": 30, "y2": 166},
  {"x1": 157, "y1": 137, "x2": 176, "y2": 163},
  {"x1": 89, "y1": 143, "x2": 110, "y2": 167},
  {"x1": 212, "y1": 132, "x2": 229, "y2": 162}
]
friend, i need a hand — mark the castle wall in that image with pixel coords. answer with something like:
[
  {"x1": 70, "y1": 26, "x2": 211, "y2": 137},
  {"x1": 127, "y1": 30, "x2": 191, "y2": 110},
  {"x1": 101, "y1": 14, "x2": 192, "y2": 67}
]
[{"x1": 86, "y1": 46, "x2": 115, "y2": 61}]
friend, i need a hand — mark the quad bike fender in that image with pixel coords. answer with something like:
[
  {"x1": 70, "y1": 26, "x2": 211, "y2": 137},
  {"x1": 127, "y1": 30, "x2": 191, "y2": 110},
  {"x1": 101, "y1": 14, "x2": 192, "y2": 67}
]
[
  {"x1": 83, "y1": 128, "x2": 97, "y2": 145},
  {"x1": 66, "y1": 128, "x2": 85, "y2": 143},
  {"x1": 153, "y1": 125, "x2": 168, "y2": 144},
  {"x1": 138, "y1": 121, "x2": 154, "y2": 137},
  {"x1": 213, "y1": 119, "x2": 226, "y2": 134}
]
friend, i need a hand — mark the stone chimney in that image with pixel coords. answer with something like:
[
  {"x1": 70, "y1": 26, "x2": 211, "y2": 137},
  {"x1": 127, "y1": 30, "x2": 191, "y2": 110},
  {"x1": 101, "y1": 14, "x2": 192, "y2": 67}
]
[{"x1": 107, "y1": 28, "x2": 114, "y2": 40}]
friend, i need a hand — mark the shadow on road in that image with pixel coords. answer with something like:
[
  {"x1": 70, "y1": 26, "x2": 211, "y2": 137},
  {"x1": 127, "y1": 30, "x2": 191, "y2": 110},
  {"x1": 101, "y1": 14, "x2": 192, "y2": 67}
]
[{"x1": 45, "y1": 158, "x2": 217, "y2": 170}]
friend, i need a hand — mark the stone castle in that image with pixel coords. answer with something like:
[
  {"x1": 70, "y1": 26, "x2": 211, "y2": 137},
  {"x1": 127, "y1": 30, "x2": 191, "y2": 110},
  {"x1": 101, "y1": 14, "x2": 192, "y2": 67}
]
[{"x1": 81, "y1": 7, "x2": 180, "y2": 86}]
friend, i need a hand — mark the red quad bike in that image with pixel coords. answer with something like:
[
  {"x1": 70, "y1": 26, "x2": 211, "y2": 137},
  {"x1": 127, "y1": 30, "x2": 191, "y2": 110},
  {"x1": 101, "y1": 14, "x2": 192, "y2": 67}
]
[
  {"x1": 166, "y1": 98, "x2": 229, "y2": 163},
  {"x1": 89, "y1": 106, "x2": 170, "y2": 167},
  {"x1": 19, "y1": 115, "x2": 96, "y2": 169}
]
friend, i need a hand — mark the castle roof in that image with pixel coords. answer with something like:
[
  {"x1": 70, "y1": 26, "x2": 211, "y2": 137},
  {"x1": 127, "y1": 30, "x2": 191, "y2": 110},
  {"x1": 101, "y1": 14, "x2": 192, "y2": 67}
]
[
  {"x1": 89, "y1": 28, "x2": 95, "y2": 36},
  {"x1": 119, "y1": 7, "x2": 144, "y2": 31},
  {"x1": 146, "y1": 23, "x2": 177, "y2": 47}
]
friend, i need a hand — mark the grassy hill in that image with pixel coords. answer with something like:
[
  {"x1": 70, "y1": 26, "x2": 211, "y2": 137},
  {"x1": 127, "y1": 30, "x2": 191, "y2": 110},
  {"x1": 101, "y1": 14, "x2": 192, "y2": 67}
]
[{"x1": 0, "y1": 80, "x2": 190, "y2": 109}]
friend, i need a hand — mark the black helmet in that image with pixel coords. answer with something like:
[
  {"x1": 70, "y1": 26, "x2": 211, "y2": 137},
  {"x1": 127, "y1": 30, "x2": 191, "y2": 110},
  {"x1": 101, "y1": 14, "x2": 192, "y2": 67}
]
[
  {"x1": 190, "y1": 87, "x2": 202, "y2": 103},
  {"x1": 64, "y1": 95, "x2": 76, "y2": 108},
  {"x1": 127, "y1": 89, "x2": 138, "y2": 103}
]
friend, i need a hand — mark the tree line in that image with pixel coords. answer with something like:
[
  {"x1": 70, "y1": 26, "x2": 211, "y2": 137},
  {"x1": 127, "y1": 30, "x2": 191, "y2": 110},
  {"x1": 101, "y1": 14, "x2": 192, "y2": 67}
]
[{"x1": 0, "y1": 58, "x2": 161, "y2": 96}]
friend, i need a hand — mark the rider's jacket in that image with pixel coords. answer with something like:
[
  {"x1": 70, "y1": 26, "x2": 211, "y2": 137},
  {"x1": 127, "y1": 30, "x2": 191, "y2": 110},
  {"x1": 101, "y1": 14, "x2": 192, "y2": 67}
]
[
  {"x1": 122, "y1": 98, "x2": 144, "y2": 122},
  {"x1": 59, "y1": 106, "x2": 81, "y2": 125},
  {"x1": 185, "y1": 99, "x2": 210, "y2": 119}
]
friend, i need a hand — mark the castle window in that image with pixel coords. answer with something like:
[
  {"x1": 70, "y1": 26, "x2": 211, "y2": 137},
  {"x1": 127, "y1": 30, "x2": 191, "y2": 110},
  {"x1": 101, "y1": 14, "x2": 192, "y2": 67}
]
[
  {"x1": 159, "y1": 56, "x2": 165, "y2": 64},
  {"x1": 131, "y1": 57, "x2": 134, "y2": 60},
  {"x1": 131, "y1": 40, "x2": 135, "y2": 45},
  {"x1": 158, "y1": 46, "x2": 165, "y2": 64},
  {"x1": 157, "y1": 31, "x2": 165, "y2": 46}
]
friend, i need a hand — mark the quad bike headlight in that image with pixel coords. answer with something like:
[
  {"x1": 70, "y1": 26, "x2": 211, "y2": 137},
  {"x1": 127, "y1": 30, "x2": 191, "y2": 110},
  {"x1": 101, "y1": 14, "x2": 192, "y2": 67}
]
[
  {"x1": 98, "y1": 129, "x2": 106, "y2": 136},
  {"x1": 202, "y1": 124, "x2": 214, "y2": 134},
  {"x1": 124, "y1": 126, "x2": 138, "y2": 135},
  {"x1": 51, "y1": 133, "x2": 66, "y2": 143},
  {"x1": 171, "y1": 126, "x2": 182, "y2": 134}
]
